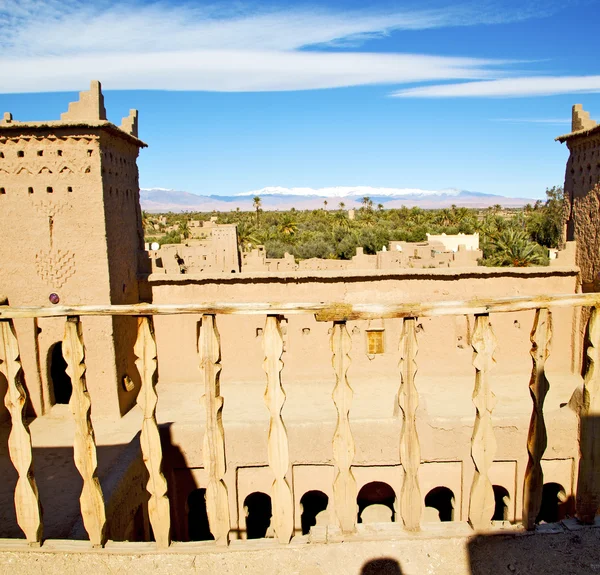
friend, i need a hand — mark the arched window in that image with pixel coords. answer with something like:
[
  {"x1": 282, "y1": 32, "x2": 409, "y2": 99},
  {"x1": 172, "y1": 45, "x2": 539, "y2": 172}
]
[
  {"x1": 49, "y1": 342, "x2": 72, "y2": 404},
  {"x1": 425, "y1": 486, "x2": 455, "y2": 521},
  {"x1": 537, "y1": 483, "x2": 567, "y2": 524},
  {"x1": 187, "y1": 488, "x2": 213, "y2": 541},
  {"x1": 243, "y1": 492, "x2": 272, "y2": 539},
  {"x1": 357, "y1": 481, "x2": 396, "y2": 523},
  {"x1": 492, "y1": 485, "x2": 510, "y2": 521},
  {"x1": 300, "y1": 490, "x2": 328, "y2": 535}
]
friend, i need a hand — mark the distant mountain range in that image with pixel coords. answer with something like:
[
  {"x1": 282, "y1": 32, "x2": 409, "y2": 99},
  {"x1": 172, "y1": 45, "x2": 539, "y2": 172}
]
[{"x1": 140, "y1": 186, "x2": 535, "y2": 212}]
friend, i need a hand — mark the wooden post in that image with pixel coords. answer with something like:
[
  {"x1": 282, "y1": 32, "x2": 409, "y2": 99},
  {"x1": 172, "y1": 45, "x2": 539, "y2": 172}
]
[
  {"x1": 0, "y1": 319, "x2": 43, "y2": 545},
  {"x1": 468, "y1": 314, "x2": 497, "y2": 530},
  {"x1": 577, "y1": 307, "x2": 600, "y2": 523},
  {"x1": 199, "y1": 314, "x2": 230, "y2": 545},
  {"x1": 331, "y1": 321, "x2": 357, "y2": 533},
  {"x1": 62, "y1": 316, "x2": 106, "y2": 547},
  {"x1": 523, "y1": 308, "x2": 552, "y2": 529},
  {"x1": 262, "y1": 315, "x2": 294, "y2": 543},
  {"x1": 398, "y1": 317, "x2": 422, "y2": 530},
  {"x1": 134, "y1": 316, "x2": 170, "y2": 547}
]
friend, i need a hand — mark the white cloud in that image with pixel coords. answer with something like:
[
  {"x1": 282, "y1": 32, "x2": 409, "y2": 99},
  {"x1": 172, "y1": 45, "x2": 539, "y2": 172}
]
[
  {"x1": 0, "y1": 51, "x2": 503, "y2": 93},
  {"x1": 393, "y1": 76, "x2": 600, "y2": 98},
  {"x1": 0, "y1": 1, "x2": 547, "y2": 93}
]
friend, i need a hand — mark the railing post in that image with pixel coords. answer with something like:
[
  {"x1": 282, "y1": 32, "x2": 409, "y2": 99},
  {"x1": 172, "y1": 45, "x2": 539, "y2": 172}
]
[
  {"x1": 523, "y1": 308, "x2": 552, "y2": 529},
  {"x1": 134, "y1": 316, "x2": 171, "y2": 547},
  {"x1": 398, "y1": 317, "x2": 422, "y2": 530},
  {"x1": 468, "y1": 314, "x2": 497, "y2": 530},
  {"x1": 577, "y1": 306, "x2": 600, "y2": 523},
  {"x1": 330, "y1": 320, "x2": 357, "y2": 534},
  {"x1": 262, "y1": 315, "x2": 294, "y2": 543},
  {"x1": 62, "y1": 316, "x2": 106, "y2": 547},
  {"x1": 199, "y1": 314, "x2": 230, "y2": 545},
  {"x1": 0, "y1": 319, "x2": 43, "y2": 545}
]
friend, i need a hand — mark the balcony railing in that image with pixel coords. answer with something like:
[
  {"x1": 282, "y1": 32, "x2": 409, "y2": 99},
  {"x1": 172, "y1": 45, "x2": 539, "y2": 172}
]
[{"x1": 0, "y1": 292, "x2": 599, "y2": 548}]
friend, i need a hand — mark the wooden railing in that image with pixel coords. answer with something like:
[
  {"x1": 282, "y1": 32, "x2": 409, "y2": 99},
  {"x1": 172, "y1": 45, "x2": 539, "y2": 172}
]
[{"x1": 1, "y1": 293, "x2": 600, "y2": 548}]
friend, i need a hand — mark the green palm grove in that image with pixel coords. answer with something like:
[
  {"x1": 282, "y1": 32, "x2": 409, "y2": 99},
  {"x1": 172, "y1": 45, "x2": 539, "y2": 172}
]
[{"x1": 144, "y1": 187, "x2": 565, "y2": 267}]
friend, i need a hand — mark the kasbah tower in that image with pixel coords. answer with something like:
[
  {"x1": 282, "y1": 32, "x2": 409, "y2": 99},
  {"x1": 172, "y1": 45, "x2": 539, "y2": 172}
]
[{"x1": 0, "y1": 81, "x2": 146, "y2": 419}]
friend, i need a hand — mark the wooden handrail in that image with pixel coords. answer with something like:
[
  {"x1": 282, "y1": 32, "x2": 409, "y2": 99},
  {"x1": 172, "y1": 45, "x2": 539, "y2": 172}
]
[{"x1": 0, "y1": 292, "x2": 597, "y2": 320}]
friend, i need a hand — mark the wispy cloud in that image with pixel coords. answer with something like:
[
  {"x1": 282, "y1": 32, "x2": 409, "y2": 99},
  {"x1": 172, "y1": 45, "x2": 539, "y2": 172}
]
[
  {"x1": 392, "y1": 76, "x2": 600, "y2": 98},
  {"x1": 0, "y1": 1, "x2": 552, "y2": 93}
]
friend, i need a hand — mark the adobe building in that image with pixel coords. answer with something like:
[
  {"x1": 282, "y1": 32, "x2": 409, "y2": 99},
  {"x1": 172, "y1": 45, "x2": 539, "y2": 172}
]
[
  {"x1": 0, "y1": 81, "x2": 147, "y2": 418},
  {"x1": 557, "y1": 104, "x2": 600, "y2": 289},
  {"x1": 0, "y1": 84, "x2": 598, "y2": 570}
]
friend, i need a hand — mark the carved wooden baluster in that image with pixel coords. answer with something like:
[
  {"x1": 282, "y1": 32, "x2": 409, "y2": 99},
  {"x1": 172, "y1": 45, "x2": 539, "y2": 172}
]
[
  {"x1": 262, "y1": 315, "x2": 294, "y2": 543},
  {"x1": 0, "y1": 319, "x2": 43, "y2": 544},
  {"x1": 331, "y1": 320, "x2": 357, "y2": 533},
  {"x1": 398, "y1": 317, "x2": 422, "y2": 530},
  {"x1": 523, "y1": 308, "x2": 552, "y2": 529},
  {"x1": 134, "y1": 316, "x2": 170, "y2": 547},
  {"x1": 62, "y1": 316, "x2": 106, "y2": 547},
  {"x1": 577, "y1": 307, "x2": 600, "y2": 523},
  {"x1": 468, "y1": 314, "x2": 497, "y2": 530},
  {"x1": 199, "y1": 314, "x2": 230, "y2": 545}
]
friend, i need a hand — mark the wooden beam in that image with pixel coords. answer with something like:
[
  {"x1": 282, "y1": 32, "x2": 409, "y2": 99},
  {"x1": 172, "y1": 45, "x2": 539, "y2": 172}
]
[
  {"x1": 468, "y1": 314, "x2": 497, "y2": 531},
  {"x1": 577, "y1": 307, "x2": 600, "y2": 523},
  {"x1": 0, "y1": 292, "x2": 599, "y2": 320},
  {"x1": 199, "y1": 314, "x2": 230, "y2": 545},
  {"x1": 134, "y1": 316, "x2": 171, "y2": 548},
  {"x1": 62, "y1": 316, "x2": 107, "y2": 547},
  {"x1": 0, "y1": 319, "x2": 43, "y2": 545},
  {"x1": 331, "y1": 321, "x2": 357, "y2": 534},
  {"x1": 398, "y1": 318, "x2": 422, "y2": 531},
  {"x1": 523, "y1": 308, "x2": 552, "y2": 529},
  {"x1": 262, "y1": 315, "x2": 294, "y2": 543}
]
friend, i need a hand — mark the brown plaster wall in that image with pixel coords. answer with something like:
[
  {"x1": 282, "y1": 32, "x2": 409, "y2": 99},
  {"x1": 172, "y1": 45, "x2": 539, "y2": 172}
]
[{"x1": 0, "y1": 126, "x2": 143, "y2": 418}]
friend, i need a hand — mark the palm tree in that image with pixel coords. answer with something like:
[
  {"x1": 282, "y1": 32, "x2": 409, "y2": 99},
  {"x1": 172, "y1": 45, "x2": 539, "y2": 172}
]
[
  {"x1": 278, "y1": 216, "x2": 298, "y2": 236},
  {"x1": 332, "y1": 210, "x2": 350, "y2": 230},
  {"x1": 236, "y1": 221, "x2": 258, "y2": 252},
  {"x1": 323, "y1": 200, "x2": 328, "y2": 210},
  {"x1": 253, "y1": 196, "x2": 262, "y2": 226},
  {"x1": 377, "y1": 203, "x2": 384, "y2": 211},
  {"x1": 339, "y1": 202, "x2": 346, "y2": 210},
  {"x1": 486, "y1": 228, "x2": 547, "y2": 267},
  {"x1": 178, "y1": 220, "x2": 191, "y2": 239},
  {"x1": 361, "y1": 196, "x2": 371, "y2": 211}
]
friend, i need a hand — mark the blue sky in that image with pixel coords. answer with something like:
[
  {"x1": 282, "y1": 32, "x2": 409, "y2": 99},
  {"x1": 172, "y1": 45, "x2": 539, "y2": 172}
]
[{"x1": 1, "y1": 0, "x2": 599, "y2": 199}]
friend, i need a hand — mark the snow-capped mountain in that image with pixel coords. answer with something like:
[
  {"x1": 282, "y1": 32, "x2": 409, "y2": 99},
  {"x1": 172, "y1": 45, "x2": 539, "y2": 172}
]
[
  {"x1": 236, "y1": 186, "x2": 464, "y2": 198},
  {"x1": 140, "y1": 186, "x2": 535, "y2": 212}
]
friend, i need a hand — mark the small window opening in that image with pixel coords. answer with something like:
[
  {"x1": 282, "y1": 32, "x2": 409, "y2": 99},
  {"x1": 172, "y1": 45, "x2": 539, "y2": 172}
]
[
  {"x1": 492, "y1": 485, "x2": 510, "y2": 521},
  {"x1": 87, "y1": 149, "x2": 93, "y2": 156},
  {"x1": 425, "y1": 487, "x2": 455, "y2": 522},
  {"x1": 67, "y1": 186, "x2": 73, "y2": 193},
  {"x1": 37, "y1": 150, "x2": 43, "y2": 156},
  {"x1": 243, "y1": 492, "x2": 272, "y2": 539},
  {"x1": 357, "y1": 481, "x2": 396, "y2": 523},
  {"x1": 17, "y1": 150, "x2": 24, "y2": 157},
  {"x1": 366, "y1": 330, "x2": 384, "y2": 354},
  {"x1": 46, "y1": 186, "x2": 53, "y2": 193},
  {"x1": 302, "y1": 328, "x2": 311, "y2": 335},
  {"x1": 28, "y1": 187, "x2": 33, "y2": 194},
  {"x1": 0, "y1": 187, "x2": 5, "y2": 194},
  {"x1": 536, "y1": 483, "x2": 568, "y2": 524},
  {"x1": 0, "y1": 152, "x2": 4, "y2": 158},
  {"x1": 57, "y1": 150, "x2": 62, "y2": 156},
  {"x1": 256, "y1": 327, "x2": 263, "y2": 337},
  {"x1": 49, "y1": 342, "x2": 72, "y2": 404},
  {"x1": 300, "y1": 491, "x2": 329, "y2": 535},
  {"x1": 187, "y1": 488, "x2": 214, "y2": 541}
]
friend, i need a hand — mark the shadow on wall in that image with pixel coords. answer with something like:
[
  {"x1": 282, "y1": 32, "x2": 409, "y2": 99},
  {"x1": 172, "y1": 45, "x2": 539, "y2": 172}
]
[{"x1": 360, "y1": 558, "x2": 402, "y2": 574}]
